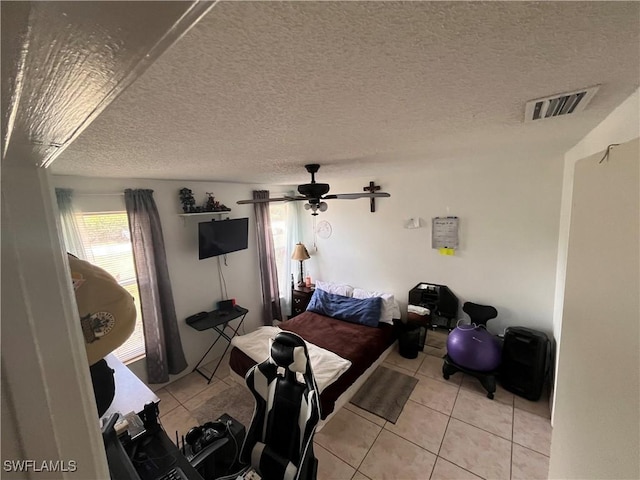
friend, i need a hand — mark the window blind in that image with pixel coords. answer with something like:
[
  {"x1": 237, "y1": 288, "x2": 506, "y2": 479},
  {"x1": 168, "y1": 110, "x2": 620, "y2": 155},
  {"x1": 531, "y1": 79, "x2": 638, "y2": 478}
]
[{"x1": 77, "y1": 212, "x2": 145, "y2": 363}]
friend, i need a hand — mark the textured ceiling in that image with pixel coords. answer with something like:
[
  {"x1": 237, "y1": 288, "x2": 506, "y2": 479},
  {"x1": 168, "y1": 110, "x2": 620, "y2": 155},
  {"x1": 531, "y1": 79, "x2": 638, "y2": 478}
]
[
  {"x1": 51, "y1": 1, "x2": 640, "y2": 185},
  {"x1": 1, "y1": 1, "x2": 210, "y2": 165}
]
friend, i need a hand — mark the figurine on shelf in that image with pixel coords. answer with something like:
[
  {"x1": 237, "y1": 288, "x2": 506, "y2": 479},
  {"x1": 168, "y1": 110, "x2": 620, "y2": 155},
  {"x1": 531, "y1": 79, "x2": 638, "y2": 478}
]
[
  {"x1": 202, "y1": 193, "x2": 231, "y2": 212},
  {"x1": 204, "y1": 192, "x2": 216, "y2": 212},
  {"x1": 179, "y1": 188, "x2": 196, "y2": 213}
]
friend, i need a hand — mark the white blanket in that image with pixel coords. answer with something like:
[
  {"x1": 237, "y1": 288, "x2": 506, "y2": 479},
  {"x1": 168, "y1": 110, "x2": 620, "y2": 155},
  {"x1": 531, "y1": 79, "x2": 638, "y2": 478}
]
[{"x1": 230, "y1": 326, "x2": 352, "y2": 392}]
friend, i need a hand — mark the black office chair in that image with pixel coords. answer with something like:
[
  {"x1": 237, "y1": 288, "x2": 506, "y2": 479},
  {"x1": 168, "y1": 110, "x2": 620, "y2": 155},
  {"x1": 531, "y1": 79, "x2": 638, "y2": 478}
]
[
  {"x1": 462, "y1": 302, "x2": 498, "y2": 328},
  {"x1": 241, "y1": 331, "x2": 320, "y2": 480}
]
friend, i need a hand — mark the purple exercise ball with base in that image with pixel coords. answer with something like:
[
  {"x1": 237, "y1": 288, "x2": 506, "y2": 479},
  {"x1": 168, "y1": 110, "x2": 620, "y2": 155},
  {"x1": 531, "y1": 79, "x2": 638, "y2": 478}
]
[{"x1": 446, "y1": 324, "x2": 502, "y2": 371}]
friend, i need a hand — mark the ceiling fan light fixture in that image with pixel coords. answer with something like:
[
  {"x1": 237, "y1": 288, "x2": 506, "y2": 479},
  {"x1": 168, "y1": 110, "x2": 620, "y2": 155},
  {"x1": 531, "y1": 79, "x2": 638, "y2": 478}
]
[{"x1": 305, "y1": 200, "x2": 328, "y2": 216}]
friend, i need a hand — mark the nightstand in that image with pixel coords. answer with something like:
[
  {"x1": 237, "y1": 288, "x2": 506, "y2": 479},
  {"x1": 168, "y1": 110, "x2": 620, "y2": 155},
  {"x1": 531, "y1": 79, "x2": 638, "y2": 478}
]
[{"x1": 291, "y1": 286, "x2": 314, "y2": 317}]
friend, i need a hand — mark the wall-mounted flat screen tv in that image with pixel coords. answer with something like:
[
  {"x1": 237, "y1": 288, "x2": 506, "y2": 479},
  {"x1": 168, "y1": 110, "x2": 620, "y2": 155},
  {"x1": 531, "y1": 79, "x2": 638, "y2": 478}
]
[{"x1": 198, "y1": 218, "x2": 249, "y2": 259}]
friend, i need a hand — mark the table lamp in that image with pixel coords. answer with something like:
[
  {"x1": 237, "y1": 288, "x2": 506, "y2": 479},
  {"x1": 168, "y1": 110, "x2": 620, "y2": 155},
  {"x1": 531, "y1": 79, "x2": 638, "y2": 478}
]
[{"x1": 291, "y1": 243, "x2": 310, "y2": 287}]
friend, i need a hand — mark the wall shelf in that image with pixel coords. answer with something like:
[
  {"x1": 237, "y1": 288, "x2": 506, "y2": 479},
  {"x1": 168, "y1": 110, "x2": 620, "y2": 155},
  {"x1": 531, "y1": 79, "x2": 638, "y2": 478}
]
[
  {"x1": 178, "y1": 211, "x2": 231, "y2": 217},
  {"x1": 178, "y1": 210, "x2": 232, "y2": 225}
]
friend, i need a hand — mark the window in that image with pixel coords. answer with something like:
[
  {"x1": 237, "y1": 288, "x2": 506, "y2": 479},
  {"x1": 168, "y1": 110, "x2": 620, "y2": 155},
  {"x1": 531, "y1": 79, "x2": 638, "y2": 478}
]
[
  {"x1": 268, "y1": 197, "x2": 301, "y2": 318},
  {"x1": 77, "y1": 212, "x2": 145, "y2": 363},
  {"x1": 269, "y1": 202, "x2": 289, "y2": 290}
]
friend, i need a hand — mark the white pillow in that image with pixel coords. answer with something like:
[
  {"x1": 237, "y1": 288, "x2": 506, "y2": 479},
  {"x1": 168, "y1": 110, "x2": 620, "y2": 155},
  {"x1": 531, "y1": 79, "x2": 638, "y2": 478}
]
[
  {"x1": 315, "y1": 280, "x2": 354, "y2": 297},
  {"x1": 392, "y1": 301, "x2": 401, "y2": 320},
  {"x1": 352, "y1": 288, "x2": 395, "y2": 324}
]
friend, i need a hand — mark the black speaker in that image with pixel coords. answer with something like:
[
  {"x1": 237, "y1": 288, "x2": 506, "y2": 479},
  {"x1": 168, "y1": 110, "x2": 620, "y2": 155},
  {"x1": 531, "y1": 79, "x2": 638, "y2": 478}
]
[
  {"x1": 217, "y1": 299, "x2": 234, "y2": 312},
  {"x1": 500, "y1": 327, "x2": 551, "y2": 401}
]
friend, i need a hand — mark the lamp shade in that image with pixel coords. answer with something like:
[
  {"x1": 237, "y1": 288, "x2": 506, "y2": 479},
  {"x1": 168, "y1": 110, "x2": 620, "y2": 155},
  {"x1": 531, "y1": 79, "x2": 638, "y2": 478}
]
[{"x1": 291, "y1": 243, "x2": 310, "y2": 261}]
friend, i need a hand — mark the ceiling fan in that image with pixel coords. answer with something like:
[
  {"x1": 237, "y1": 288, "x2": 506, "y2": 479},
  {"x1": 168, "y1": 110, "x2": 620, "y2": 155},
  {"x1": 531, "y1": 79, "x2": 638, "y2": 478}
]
[{"x1": 237, "y1": 164, "x2": 390, "y2": 215}]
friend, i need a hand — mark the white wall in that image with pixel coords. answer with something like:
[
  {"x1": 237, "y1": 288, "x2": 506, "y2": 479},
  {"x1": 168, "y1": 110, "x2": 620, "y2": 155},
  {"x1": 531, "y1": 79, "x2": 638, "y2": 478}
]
[
  {"x1": 549, "y1": 138, "x2": 639, "y2": 479},
  {"x1": 2, "y1": 162, "x2": 109, "y2": 479},
  {"x1": 300, "y1": 153, "x2": 564, "y2": 337},
  {"x1": 552, "y1": 89, "x2": 640, "y2": 350},
  {"x1": 549, "y1": 87, "x2": 640, "y2": 479},
  {"x1": 51, "y1": 175, "x2": 288, "y2": 387}
]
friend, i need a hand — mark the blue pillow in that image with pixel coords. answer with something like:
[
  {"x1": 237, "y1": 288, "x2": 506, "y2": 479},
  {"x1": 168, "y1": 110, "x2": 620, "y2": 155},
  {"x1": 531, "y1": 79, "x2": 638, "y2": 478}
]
[{"x1": 306, "y1": 289, "x2": 382, "y2": 327}]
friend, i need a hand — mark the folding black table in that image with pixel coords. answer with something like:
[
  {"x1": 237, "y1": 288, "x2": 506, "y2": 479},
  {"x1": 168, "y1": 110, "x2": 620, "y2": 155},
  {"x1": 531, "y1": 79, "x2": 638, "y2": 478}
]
[{"x1": 187, "y1": 306, "x2": 248, "y2": 384}]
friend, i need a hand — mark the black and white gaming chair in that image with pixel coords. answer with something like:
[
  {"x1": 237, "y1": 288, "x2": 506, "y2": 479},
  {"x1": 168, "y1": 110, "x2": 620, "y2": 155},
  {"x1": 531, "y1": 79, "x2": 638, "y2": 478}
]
[{"x1": 240, "y1": 331, "x2": 321, "y2": 480}]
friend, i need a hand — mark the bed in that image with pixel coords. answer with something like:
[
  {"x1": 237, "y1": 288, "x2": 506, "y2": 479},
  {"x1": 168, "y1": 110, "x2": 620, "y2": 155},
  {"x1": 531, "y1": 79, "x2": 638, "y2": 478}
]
[{"x1": 228, "y1": 288, "x2": 399, "y2": 428}]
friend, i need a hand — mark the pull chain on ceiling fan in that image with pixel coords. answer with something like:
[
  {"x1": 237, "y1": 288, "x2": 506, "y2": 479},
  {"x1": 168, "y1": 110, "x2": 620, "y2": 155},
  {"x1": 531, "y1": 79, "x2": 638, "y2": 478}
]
[{"x1": 236, "y1": 164, "x2": 390, "y2": 216}]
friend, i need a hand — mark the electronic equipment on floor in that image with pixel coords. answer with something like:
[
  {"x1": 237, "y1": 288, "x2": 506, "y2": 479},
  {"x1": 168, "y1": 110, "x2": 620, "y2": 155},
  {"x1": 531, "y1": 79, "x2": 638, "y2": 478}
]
[
  {"x1": 185, "y1": 421, "x2": 227, "y2": 454},
  {"x1": 99, "y1": 354, "x2": 246, "y2": 480},
  {"x1": 500, "y1": 327, "x2": 551, "y2": 401},
  {"x1": 103, "y1": 409, "x2": 245, "y2": 480},
  {"x1": 182, "y1": 414, "x2": 246, "y2": 480},
  {"x1": 408, "y1": 282, "x2": 459, "y2": 329},
  {"x1": 102, "y1": 409, "x2": 202, "y2": 480}
]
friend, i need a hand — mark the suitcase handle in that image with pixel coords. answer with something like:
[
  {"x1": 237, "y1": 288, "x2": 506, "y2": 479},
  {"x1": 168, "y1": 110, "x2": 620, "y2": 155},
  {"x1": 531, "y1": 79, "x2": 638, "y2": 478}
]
[{"x1": 513, "y1": 335, "x2": 532, "y2": 343}]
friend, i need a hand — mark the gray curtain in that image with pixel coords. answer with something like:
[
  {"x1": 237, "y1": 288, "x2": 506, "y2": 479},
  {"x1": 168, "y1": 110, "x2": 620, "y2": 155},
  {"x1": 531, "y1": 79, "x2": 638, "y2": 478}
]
[
  {"x1": 55, "y1": 188, "x2": 88, "y2": 259},
  {"x1": 253, "y1": 190, "x2": 282, "y2": 325},
  {"x1": 124, "y1": 189, "x2": 187, "y2": 383}
]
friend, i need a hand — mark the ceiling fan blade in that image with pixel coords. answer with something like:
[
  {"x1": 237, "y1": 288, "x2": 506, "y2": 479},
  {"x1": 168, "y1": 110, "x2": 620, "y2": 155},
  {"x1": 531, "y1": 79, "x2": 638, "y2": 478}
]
[
  {"x1": 324, "y1": 192, "x2": 391, "y2": 200},
  {"x1": 236, "y1": 195, "x2": 310, "y2": 205},
  {"x1": 236, "y1": 197, "x2": 290, "y2": 204},
  {"x1": 286, "y1": 196, "x2": 310, "y2": 202}
]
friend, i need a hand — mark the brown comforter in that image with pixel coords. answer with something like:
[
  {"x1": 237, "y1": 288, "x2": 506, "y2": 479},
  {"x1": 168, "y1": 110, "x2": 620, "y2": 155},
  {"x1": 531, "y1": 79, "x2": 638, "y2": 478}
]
[{"x1": 229, "y1": 311, "x2": 396, "y2": 419}]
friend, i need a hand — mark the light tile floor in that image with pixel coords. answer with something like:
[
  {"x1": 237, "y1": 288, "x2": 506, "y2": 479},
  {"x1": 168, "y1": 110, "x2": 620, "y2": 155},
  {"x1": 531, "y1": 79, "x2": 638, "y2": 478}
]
[{"x1": 153, "y1": 331, "x2": 552, "y2": 479}]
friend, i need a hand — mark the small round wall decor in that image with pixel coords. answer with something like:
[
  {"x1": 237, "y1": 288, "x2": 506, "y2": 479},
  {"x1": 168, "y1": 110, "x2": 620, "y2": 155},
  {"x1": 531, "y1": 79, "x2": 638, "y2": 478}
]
[{"x1": 316, "y1": 220, "x2": 332, "y2": 239}]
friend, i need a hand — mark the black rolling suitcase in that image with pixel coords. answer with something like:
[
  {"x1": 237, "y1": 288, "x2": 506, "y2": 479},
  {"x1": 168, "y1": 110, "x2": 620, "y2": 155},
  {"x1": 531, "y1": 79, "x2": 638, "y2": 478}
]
[{"x1": 500, "y1": 327, "x2": 551, "y2": 401}]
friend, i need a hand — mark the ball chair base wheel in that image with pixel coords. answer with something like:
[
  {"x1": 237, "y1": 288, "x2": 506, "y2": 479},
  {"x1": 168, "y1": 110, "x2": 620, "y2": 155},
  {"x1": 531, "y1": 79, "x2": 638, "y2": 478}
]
[
  {"x1": 442, "y1": 358, "x2": 458, "y2": 381},
  {"x1": 442, "y1": 355, "x2": 498, "y2": 400}
]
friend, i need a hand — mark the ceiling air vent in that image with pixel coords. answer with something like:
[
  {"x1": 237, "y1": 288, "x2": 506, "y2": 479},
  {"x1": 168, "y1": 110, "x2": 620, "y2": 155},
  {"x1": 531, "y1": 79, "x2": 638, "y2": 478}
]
[{"x1": 524, "y1": 85, "x2": 599, "y2": 122}]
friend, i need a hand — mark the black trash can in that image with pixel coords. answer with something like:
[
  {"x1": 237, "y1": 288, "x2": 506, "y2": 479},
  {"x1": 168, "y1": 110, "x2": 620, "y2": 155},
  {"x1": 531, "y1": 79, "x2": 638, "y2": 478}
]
[{"x1": 398, "y1": 323, "x2": 421, "y2": 359}]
